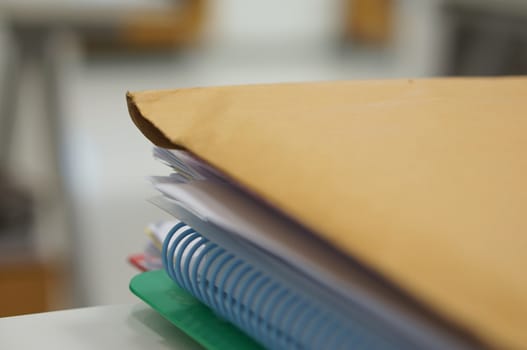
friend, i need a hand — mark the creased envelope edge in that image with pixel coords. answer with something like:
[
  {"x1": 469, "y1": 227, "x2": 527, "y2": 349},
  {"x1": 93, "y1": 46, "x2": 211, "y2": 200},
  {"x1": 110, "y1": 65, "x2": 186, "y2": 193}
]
[{"x1": 126, "y1": 91, "x2": 180, "y2": 149}]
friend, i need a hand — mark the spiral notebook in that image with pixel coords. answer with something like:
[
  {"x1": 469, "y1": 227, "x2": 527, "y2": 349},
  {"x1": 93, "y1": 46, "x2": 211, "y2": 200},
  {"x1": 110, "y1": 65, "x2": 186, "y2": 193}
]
[{"x1": 131, "y1": 222, "x2": 396, "y2": 350}]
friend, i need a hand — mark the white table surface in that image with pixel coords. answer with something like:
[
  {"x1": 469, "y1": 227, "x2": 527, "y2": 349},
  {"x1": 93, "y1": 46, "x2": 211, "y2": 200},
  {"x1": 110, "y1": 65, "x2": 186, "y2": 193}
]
[{"x1": 0, "y1": 304, "x2": 203, "y2": 349}]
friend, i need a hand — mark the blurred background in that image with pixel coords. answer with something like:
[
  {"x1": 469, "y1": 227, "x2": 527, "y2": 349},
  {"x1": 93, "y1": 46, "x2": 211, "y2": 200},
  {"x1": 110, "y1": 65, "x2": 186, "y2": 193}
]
[{"x1": 0, "y1": 0, "x2": 526, "y2": 316}]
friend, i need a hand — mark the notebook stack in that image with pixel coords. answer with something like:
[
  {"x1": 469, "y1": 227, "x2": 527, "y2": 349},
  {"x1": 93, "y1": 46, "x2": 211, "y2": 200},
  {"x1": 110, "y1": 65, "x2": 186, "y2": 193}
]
[{"x1": 126, "y1": 78, "x2": 527, "y2": 350}]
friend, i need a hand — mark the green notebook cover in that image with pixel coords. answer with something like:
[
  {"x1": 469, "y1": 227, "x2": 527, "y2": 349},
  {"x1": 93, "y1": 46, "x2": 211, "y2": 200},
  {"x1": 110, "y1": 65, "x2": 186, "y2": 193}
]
[{"x1": 129, "y1": 270, "x2": 263, "y2": 350}]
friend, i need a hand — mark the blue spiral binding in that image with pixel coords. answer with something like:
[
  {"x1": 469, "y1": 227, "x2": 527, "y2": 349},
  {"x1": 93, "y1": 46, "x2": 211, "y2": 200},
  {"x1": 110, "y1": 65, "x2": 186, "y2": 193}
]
[{"x1": 162, "y1": 222, "x2": 402, "y2": 350}]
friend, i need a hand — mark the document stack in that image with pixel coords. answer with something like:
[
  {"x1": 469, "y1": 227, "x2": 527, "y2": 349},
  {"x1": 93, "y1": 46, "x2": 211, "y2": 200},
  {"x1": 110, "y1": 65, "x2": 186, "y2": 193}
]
[{"x1": 127, "y1": 78, "x2": 527, "y2": 350}]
